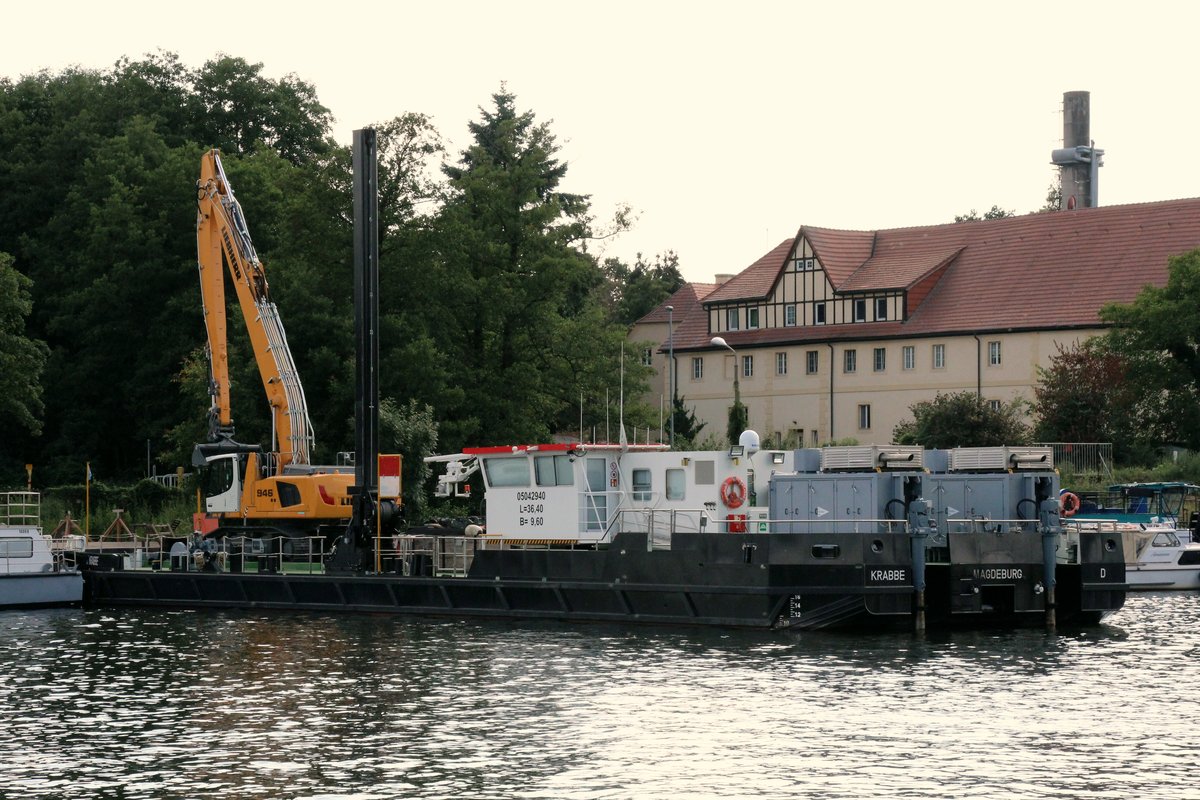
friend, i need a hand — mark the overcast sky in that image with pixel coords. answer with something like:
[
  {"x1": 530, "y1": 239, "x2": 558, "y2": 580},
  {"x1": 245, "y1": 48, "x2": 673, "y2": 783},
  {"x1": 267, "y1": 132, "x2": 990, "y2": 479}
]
[{"x1": 6, "y1": 1, "x2": 1198, "y2": 282}]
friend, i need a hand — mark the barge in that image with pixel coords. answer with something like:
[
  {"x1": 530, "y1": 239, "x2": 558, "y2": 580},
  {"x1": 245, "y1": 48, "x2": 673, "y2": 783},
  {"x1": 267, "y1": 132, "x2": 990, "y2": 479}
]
[{"x1": 81, "y1": 436, "x2": 1125, "y2": 630}]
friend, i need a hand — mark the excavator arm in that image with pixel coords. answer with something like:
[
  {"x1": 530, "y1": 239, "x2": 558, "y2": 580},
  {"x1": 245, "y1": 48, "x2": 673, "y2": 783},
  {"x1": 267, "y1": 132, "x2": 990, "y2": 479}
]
[{"x1": 196, "y1": 149, "x2": 314, "y2": 469}]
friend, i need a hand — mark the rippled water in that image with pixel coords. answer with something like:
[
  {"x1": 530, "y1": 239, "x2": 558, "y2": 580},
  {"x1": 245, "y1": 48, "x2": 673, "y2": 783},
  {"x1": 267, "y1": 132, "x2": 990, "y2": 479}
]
[{"x1": 1, "y1": 594, "x2": 1198, "y2": 799}]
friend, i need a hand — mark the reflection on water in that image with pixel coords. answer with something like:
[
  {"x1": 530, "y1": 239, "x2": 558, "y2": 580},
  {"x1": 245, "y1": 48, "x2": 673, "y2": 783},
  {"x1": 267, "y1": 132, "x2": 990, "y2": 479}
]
[{"x1": 0, "y1": 594, "x2": 1197, "y2": 799}]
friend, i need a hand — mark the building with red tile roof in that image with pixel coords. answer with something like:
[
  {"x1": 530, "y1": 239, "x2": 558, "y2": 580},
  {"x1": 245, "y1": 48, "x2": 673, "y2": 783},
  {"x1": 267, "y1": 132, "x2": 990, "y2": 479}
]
[{"x1": 631, "y1": 198, "x2": 1200, "y2": 446}]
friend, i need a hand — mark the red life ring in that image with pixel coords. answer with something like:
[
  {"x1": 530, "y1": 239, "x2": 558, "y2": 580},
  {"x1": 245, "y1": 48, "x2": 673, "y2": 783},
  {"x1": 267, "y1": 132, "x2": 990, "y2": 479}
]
[
  {"x1": 1059, "y1": 491, "x2": 1080, "y2": 517},
  {"x1": 721, "y1": 476, "x2": 747, "y2": 509}
]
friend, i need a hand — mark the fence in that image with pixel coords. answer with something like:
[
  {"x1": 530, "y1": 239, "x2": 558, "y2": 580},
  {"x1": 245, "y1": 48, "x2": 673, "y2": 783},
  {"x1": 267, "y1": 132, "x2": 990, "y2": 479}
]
[{"x1": 1035, "y1": 442, "x2": 1113, "y2": 481}]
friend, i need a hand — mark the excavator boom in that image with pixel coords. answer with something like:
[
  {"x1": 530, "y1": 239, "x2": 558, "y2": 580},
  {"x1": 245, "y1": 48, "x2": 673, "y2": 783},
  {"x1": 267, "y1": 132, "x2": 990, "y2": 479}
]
[{"x1": 196, "y1": 150, "x2": 314, "y2": 468}]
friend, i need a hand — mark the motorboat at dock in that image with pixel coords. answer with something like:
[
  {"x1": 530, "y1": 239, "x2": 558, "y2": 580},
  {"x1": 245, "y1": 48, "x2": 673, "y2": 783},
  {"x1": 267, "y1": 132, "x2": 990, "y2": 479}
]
[
  {"x1": 80, "y1": 435, "x2": 1125, "y2": 630},
  {"x1": 0, "y1": 492, "x2": 83, "y2": 609},
  {"x1": 1064, "y1": 482, "x2": 1200, "y2": 590}
]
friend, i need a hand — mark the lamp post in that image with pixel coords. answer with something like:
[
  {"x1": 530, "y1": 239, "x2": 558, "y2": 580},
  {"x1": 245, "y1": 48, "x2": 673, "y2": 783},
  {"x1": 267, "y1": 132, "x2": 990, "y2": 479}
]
[
  {"x1": 666, "y1": 305, "x2": 674, "y2": 447},
  {"x1": 711, "y1": 336, "x2": 744, "y2": 439}
]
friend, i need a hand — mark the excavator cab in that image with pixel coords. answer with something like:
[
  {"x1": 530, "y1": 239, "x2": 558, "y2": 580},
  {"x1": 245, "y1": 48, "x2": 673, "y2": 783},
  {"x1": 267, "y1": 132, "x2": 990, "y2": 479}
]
[{"x1": 193, "y1": 440, "x2": 262, "y2": 515}]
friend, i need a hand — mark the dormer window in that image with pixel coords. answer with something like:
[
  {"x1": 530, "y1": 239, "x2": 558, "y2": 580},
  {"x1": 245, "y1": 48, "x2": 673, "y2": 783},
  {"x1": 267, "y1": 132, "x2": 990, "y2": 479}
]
[
  {"x1": 747, "y1": 308, "x2": 759, "y2": 329},
  {"x1": 726, "y1": 308, "x2": 739, "y2": 330},
  {"x1": 876, "y1": 297, "x2": 888, "y2": 320},
  {"x1": 853, "y1": 299, "x2": 867, "y2": 323},
  {"x1": 814, "y1": 302, "x2": 826, "y2": 325}
]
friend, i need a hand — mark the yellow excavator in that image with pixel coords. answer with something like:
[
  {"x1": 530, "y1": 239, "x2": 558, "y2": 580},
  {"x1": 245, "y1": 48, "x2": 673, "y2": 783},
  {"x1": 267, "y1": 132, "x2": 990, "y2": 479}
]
[{"x1": 191, "y1": 150, "x2": 357, "y2": 541}]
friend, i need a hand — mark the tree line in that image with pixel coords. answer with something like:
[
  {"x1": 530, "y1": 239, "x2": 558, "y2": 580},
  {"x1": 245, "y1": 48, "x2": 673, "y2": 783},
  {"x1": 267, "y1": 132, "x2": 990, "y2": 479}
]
[{"x1": 0, "y1": 54, "x2": 684, "y2": 487}]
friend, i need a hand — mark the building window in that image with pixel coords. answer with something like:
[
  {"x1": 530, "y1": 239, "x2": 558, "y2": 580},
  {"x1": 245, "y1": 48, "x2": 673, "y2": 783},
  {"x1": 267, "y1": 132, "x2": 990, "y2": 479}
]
[
  {"x1": 640, "y1": 347, "x2": 652, "y2": 366},
  {"x1": 858, "y1": 404, "x2": 871, "y2": 430},
  {"x1": 876, "y1": 297, "x2": 888, "y2": 321},
  {"x1": 853, "y1": 299, "x2": 867, "y2": 322},
  {"x1": 873, "y1": 347, "x2": 886, "y2": 372},
  {"x1": 988, "y1": 340, "x2": 1001, "y2": 366},
  {"x1": 902, "y1": 345, "x2": 915, "y2": 370},
  {"x1": 933, "y1": 344, "x2": 945, "y2": 369},
  {"x1": 632, "y1": 468, "x2": 652, "y2": 501},
  {"x1": 776, "y1": 352, "x2": 787, "y2": 375},
  {"x1": 796, "y1": 257, "x2": 815, "y2": 271},
  {"x1": 806, "y1": 350, "x2": 819, "y2": 374},
  {"x1": 692, "y1": 357, "x2": 703, "y2": 380},
  {"x1": 726, "y1": 308, "x2": 739, "y2": 330},
  {"x1": 988, "y1": 399, "x2": 1002, "y2": 412},
  {"x1": 814, "y1": 302, "x2": 826, "y2": 325},
  {"x1": 665, "y1": 468, "x2": 685, "y2": 500},
  {"x1": 844, "y1": 349, "x2": 857, "y2": 374},
  {"x1": 747, "y1": 308, "x2": 759, "y2": 329},
  {"x1": 742, "y1": 355, "x2": 754, "y2": 378},
  {"x1": 810, "y1": 430, "x2": 819, "y2": 447},
  {"x1": 785, "y1": 304, "x2": 797, "y2": 326}
]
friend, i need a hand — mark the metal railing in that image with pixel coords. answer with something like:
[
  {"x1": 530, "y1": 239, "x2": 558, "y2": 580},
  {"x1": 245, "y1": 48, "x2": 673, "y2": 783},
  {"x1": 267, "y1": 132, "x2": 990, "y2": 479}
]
[
  {"x1": 1035, "y1": 442, "x2": 1114, "y2": 480},
  {"x1": 0, "y1": 491, "x2": 40, "y2": 527}
]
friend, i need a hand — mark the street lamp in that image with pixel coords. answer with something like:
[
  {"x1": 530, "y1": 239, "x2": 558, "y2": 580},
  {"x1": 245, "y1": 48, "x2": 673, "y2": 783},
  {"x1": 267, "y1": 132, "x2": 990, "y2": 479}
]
[
  {"x1": 710, "y1": 336, "x2": 743, "y2": 432},
  {"x1": 666, "y1": 306, "x2": 674, "y2": 446}
]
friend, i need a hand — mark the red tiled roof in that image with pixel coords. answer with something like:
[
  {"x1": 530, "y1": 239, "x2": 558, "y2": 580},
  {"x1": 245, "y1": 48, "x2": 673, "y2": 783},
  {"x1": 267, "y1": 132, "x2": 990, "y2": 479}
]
[
  {"x1": 703, "y1": 238, "x2": 794, "y2": 303},
  {"x1": 635, "y1": 283, "x2": 717, "y2": 354},
  {"x1": 663, "y1": 198, "x2": 1200, "y2": 350}
]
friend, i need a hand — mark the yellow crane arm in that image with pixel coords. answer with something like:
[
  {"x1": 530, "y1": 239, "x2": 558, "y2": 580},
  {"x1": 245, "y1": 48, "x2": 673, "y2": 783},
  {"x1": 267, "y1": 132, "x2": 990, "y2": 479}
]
[{"x1": 195, "y1": 149, "x2": 315, "y2": 468}]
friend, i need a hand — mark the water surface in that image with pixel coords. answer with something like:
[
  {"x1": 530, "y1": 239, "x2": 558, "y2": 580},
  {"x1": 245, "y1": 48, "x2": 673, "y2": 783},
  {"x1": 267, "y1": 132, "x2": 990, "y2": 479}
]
[{"x1": 1, "y1": 594, "x2": 1196, "y2": 798}]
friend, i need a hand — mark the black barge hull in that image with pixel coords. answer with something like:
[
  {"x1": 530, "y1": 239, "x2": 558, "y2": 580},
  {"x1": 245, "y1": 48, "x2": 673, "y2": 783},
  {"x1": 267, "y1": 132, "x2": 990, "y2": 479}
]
[{"x1": 81, "y1": 531, "x2": 1126, "y2": 630}]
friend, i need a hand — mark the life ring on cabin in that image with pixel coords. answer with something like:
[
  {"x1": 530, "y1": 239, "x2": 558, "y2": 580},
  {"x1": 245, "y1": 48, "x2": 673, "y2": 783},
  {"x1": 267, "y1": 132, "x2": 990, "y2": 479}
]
[
  {"x1": 721, "y1": 476, "x2": 747, "y2": 509},
  {"x1": 1059, "y1": 491, "x2": 1081, "y2": 517}
]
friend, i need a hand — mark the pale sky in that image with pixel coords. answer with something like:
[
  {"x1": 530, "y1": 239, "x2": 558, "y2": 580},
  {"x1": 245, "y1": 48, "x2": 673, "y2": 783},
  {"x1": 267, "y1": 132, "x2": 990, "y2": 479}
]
[{"x1": 6, "y1": 1, "x2": 1198, "y2": 283}]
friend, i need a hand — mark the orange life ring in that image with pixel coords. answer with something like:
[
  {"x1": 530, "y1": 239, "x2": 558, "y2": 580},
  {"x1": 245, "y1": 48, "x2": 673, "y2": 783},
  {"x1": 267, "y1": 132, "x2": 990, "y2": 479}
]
[
  {"x1": 1060, "y1": 491, "x2": 1080, "y2": 517},
  {"x1": 721, "y1": 476, "x2": 747, "y2": 509}
]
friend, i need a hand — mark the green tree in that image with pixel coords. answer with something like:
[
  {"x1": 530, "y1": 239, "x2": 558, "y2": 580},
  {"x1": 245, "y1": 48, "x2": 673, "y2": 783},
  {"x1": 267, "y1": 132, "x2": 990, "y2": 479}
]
[
  {"x1": 0, "y1": 253, "x2": 49, "y2": 441},
  {"x1": 670, "y1": 392, "x2": 706, "y2": 448},
  {"x1": 954, "y1": 205, "x2": 1015, "y2": 223},
  {"x1": 893, "y1": 391, "x2": 1031, "y2": 448},
  {"x1": 611, "y1": 251, "x2": 685, "y2": 325},
  {"x1": 1033, "y1": 340, "x2": 1135, "y2": 447},
  {"x1": 379, "y1": 397, "x2": 439, "y2": 525},
  {"x1": 1100, "y1": 248, "x2": 1200, "y2": 448},
  {"x1": 429, "y1": 88, "x2": 648, "y2": 449}
]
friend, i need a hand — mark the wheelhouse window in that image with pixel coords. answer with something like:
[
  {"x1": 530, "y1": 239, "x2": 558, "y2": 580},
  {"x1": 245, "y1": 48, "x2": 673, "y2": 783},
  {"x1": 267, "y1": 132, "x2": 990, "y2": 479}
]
[
  {"x1": 0, "y1": 538, "x2": 33, "y2": 558},
  {"x1": 933, "y1": 344, "x2": 946, "y2": 369},
  {"x1": 785, "y1": 304, "x2": 797, "y2": 326},
  {"x1": 902, "y1": 345, "x2": 915, "y2": 370},
  {"x1": 814, "y1": 302, "x2": 826, "y2": 325},
  {"x1": 483, "y1": 457, "x2": 530, "y2": 487},
  {"x1": 844, "y1": 349, "x2": 857, "y2": 373},
  {"x1": 692, "y1": 357, "x2": 703, "y2": 380},
  {"x1": 853, "y1": 299, "x2": 867, "y2": 323},
  {"x1": 776, "y1": 352, "x2": 787, "y2": 375},
  {"x1": 632, "y1": 468, "x2": 652, "y2": 501},
  {"x1": 988, "y1": 340, "x2": 1002, "y2": 366},
  {"x1": 666, "y1": 468, "x2": 685, "y2": 500},
  {"x1": 873, "y1": 347, "x2": 886, "y2": 372},
  {"x1": 726, "y1": 308, "x2": 739, "y2": 330},
  {"x1": 875, "y1": 297, "x2": 888, "y2": 320},
  {"x1": 535, "y1": 455, "x2": 574, "y2": 486},
  {"x1": 806, "y1": 350, "x2": 818, "y2": 374}
]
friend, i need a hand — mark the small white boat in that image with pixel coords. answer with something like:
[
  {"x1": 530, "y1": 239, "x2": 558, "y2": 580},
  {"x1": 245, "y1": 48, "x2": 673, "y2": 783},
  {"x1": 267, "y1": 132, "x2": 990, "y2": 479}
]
[
  {"x1": 1119, "y1": 524, "x2": 1200, "y2": 590},
  {"x1": 1063, "y1": 482, "x2": 1200, "y2": 591},
  {"x1": 0, "y1": 493, "x2": 83, "y2": 608}
]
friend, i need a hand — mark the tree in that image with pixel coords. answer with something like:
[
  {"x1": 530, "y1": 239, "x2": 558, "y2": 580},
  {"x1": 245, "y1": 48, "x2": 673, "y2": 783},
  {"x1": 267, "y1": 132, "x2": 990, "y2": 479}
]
[
  {"x1": 1099, "y1": 248, "x2": 1200, "y2": 449},
  {"x1": 379, "y1": 397, "x2": 439, "y2": 525},
  {"x1": 1033, "y1": 340, "x2": 1135, "y2": 447},
  {"x1": 0, "y1": 253, "x2": 49, "y2": 440},
  {"x1": 671, "y1": 393, "x2": 706, "y2": 448},
  {"x1": 893, "y1": 391, "x2": 1031, "y2": 448},
  {"x1": 609, "y1": 251, "x2": 685, "y2": 325},
  {"x1": 954, "y1": 205, "x2": 1015, "y2": 223},
  {"x1": 428, "y1": 88, "x2": 648, "y2": 449}
]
